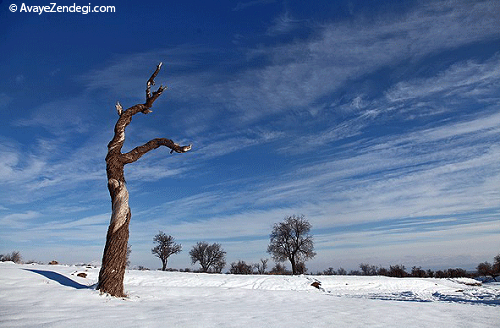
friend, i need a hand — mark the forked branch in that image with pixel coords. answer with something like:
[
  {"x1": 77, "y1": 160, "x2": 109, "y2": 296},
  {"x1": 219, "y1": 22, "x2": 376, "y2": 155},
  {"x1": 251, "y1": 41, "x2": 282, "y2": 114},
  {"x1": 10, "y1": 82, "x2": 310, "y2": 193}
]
[{"x1": 145, "y1": 62, "x2": 167, "y2": 110}]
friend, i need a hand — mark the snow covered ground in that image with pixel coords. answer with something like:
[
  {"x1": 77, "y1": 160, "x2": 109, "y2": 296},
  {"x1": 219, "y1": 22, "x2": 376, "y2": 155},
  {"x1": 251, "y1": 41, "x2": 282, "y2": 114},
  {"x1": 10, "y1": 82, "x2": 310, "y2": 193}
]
[{"x1": 1, "y1": 262, "x2": 499, "y2": 327}]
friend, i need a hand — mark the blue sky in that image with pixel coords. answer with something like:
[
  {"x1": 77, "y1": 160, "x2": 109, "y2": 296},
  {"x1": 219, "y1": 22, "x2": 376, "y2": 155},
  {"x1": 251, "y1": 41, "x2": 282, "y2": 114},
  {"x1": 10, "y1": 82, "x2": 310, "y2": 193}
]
[{"x1": 1, "y1": 0, "x2": 499, "y2": 272}]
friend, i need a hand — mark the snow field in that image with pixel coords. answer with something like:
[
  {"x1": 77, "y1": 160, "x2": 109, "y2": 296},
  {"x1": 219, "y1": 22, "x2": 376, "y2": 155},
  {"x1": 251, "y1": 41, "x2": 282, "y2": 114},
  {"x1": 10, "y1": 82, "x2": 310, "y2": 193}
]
[{"x1": 1, "y1": 262, "x2": 499, "y2": 327}]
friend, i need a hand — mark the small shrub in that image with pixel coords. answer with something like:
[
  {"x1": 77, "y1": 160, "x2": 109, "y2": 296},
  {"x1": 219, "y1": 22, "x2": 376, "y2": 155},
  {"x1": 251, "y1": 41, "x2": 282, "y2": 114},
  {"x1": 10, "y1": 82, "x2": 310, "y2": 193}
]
[
  {"x1": 360, "y1": 263, "x2": 378, "y2": 276},
  {"x1": 336, "y1": 267, "x2": 347, "y2": 275},
  {"x1": 388, "y1": 265, "x2": 407, "y2": 278},
  {"x1": 411, "y1": 266, "x2": 428, "y2": 278},
  {"x1": 323, "y1": 267, "x2": 336, "y2": 275},
  {"x1": 377, "y1": 267, "x2": 389, "y2": 276},
  {"x1": 0, "y1": 251, "x2": 22, "y2": 264},
  {"x1": 270, "y1": 263, "x2": 289, "y2": 275},
  {"x1": 230, "y1": 260, "x2": 254, "y2": 274}
]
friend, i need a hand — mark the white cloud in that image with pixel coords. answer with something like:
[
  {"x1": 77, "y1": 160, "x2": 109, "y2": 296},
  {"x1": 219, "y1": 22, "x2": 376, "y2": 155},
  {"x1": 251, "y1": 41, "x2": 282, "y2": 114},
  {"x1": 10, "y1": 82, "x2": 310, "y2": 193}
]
[
  {"x1": 0, "y1": 211, "x2": 40, "y2": 229},
  {"x1": 0, "y1": 142, "x2": 46, "y2": 186},
  {"x1": 266, "y1": 11, "x2": 303, "y2": 36},
  {"x1": 0, "y1": 133, "x2": 107, "y2": 204},
  {"x1": 386, "y1": 54, "x2": 500, "y2": 102}
]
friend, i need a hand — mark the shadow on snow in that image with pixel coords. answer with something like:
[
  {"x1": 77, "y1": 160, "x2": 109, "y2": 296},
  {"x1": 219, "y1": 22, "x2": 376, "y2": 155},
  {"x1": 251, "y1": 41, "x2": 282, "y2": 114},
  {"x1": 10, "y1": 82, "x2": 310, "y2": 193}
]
[{"x1": 24, "y1": 269, "x2": 94, "y2": 290}]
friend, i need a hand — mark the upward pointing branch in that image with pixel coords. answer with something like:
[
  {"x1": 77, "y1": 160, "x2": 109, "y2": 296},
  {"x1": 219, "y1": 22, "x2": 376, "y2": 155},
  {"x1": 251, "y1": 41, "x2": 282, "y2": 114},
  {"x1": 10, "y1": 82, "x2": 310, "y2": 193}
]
[{"x1": 145, "y1": 62, "x2": 167, "y2": 110}]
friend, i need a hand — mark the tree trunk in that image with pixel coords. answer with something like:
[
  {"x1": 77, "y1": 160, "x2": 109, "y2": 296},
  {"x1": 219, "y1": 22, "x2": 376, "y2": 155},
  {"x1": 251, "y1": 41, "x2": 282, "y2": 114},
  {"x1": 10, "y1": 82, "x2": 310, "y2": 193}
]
[
  {"x1": 97, "y1": 63, "x2": 191, "y2": 297},
  {"x1": 290, "y1": 257, "x2": 297, "y2": 275},
  {"x1": 162, "y1": 258, "x2": 167, "y2": 271},
  {"x1": 96, "y1": 166, "x2": 131, "y2": 297}
]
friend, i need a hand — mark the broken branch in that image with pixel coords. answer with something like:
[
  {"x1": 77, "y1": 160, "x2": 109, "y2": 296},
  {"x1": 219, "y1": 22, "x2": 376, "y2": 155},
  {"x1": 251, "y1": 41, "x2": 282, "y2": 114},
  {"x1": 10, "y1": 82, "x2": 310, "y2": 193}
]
[{"x1": 122, "y1": 138, "x2": 191, "y2": 164}]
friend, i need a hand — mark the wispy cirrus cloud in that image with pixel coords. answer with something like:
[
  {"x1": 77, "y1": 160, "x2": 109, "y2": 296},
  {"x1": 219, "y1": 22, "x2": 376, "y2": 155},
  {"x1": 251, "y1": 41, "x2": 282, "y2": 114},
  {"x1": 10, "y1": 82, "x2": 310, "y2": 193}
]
[
  {"x1": 0, "y1": 211, "x2": 41, "y2": 229},
  {"x1": 0, "y1": 133, "x2": 107, "y2": 205},
  {"x1": 14, "y1": 96, "x2": 96, "y2": 135},
  {"x1": 215, "y1": 0, "x2": 500, "y2": 122},
  {"x1": 385, "y1": 54, "x2": 500, "y2": 103}
]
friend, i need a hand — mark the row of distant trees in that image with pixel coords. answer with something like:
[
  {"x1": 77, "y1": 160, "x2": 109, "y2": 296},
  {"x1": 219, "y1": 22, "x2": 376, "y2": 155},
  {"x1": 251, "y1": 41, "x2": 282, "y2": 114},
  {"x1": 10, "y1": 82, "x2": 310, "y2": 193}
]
[
  {"x1": 150, "y1": 215, "x2": 499, "y2": 280},
  {"x1": 316, "y1": 256, "x2": 500, "y2": 281},
  {"x1": 319, "y1": 264, "x2": 478, "y2": 279},
  {"x1": 151, "y1": 215, "x2": 315, "y2": 274}
]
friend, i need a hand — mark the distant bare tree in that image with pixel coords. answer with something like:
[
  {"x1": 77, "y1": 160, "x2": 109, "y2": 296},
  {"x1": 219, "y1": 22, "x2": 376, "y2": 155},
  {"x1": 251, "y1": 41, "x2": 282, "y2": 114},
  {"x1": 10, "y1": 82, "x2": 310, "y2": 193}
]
[
  {"x1": 477, "y1": 262, "x2": 493, "y2": 277},
  {"x1": 493, "y1": 254, "x2": 500, "y2": 281},
  {"x1": 151, "y1": 231, "x2": 182, "y2": 271},
  {"x1": 126, "y1": 244, "x2": 131, "y2": 268},
  {"x1": 189, "y1": 242, "x2": 226, "y2": 273},
  {"x1": 267, "y1": 215, "x2": 316, "y2": 275},
  {"x1": 254, "y1": 258, "x2": 269, "y2": 274},
  {"x1": 97, "y1": 63, "x2": 191, "y2": 297}
]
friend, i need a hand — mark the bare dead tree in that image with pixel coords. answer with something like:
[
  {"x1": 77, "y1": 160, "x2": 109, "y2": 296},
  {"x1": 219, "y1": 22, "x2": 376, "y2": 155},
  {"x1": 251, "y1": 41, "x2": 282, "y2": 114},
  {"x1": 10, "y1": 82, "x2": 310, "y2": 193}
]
[{"x1": 97, "y1": 63, "x2": 191, "y2": 297}]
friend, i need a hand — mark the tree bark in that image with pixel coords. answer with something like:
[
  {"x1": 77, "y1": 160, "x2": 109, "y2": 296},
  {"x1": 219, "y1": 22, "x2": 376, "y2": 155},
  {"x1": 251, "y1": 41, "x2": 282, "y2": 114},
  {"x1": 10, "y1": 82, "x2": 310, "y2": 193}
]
[
  {"x1": 97, "y1": 63, "x2": 191, "y2": 297},
  {"x1": 290, "y1": 255, "x2": 297, "y2": 275},
  {"x1": 162, "y1": 258, "x2": 167, "y2": 271}
]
